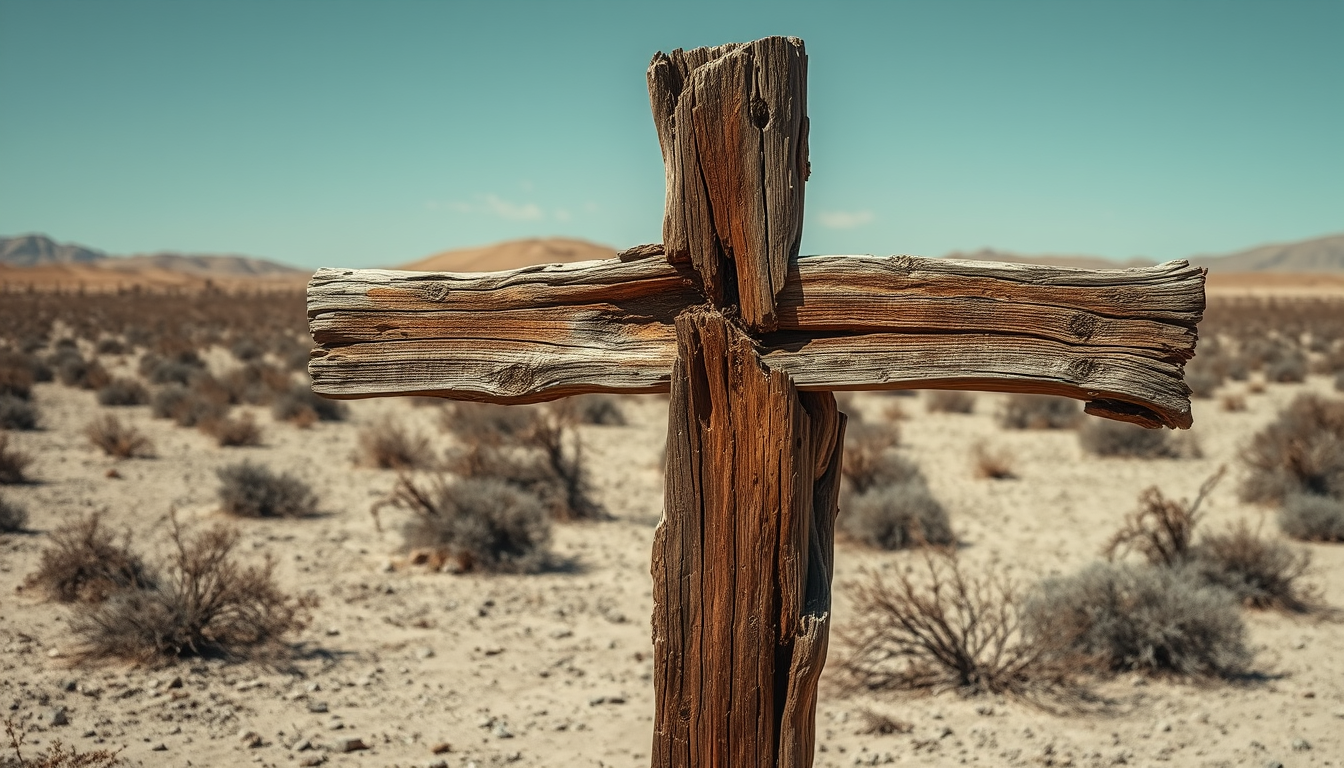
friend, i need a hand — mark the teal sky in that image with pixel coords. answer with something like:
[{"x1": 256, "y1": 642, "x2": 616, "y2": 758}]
[{"x1": 1, "y1": 0, "x2": 1341, "y2": 269}]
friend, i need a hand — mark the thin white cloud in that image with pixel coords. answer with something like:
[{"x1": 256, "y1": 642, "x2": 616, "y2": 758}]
[
  {"x1": 434, "y1": 193, "x2": 547, "y2": 221},
  {"x1": 818, "y1": 209, "x2": 874, "y2": 229}
]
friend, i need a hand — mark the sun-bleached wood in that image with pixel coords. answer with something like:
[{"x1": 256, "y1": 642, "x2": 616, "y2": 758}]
[
  {"x1": 654, "y1": 309, "x2": 843, "y2": 768},
  {"x1": 648, "y1": 36, "x2": 808, "y2": 331},
  {"x1": 307, "y1": 251, "x2": 1203, "y2": 427}
]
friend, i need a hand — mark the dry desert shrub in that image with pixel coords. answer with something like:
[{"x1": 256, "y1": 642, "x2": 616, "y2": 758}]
[
  {"x1": 440, "y1": 402, "x2": 534, "y2": 444},
  {"x1": 84, "y1": 414, "x2": 154, "y2": 458},
  {"x1": 1220, "y1": 393, "x2": 1247, "y2": 412},
  {"x1": 1190, "y1": 520, "x2": 1315, "y2": 612},
  {"x1": 1278, "y1": 494, "x2": 1344, "y2": 542},
  {"x1": 0, "y1": 434, "x2": 33, "y2": 484},
  {"x1": 216, "y1": 461, "x2": 317, "y2": 518},
  {"x1": 219, "y1": 361, "x2": 291, "y2": 405},
  {"x1": 971, "y1": 441, "x2": 1015, "y2": 479},
  {"x1": 843, "y1": 484, "x2": 954, "y2": 550},
  {"x1": 1103, "y1": 471, "x2": 1222, "y2": 567},
  {"x1": 1264, "y1": 352, "x2": 1307, "y2": 383},
  {"x1": 4, "y1": 717, "x2": 123, "y2": 767},
  {"x1": 50, "y1": 349, "x2": 110, "y2": 390},
  {"x1": 997, "y1": 394, "x2": 1080, "y2": 430},
  {"x1": 271, "y1": 385, "x2": 347, "y2": 425},
  {"x1": 1023, "y1": 562, "x2": 1251, "y2": 677},
  {"x1": 840, "y1": 422, "x2": 905, "y2": 494},
  {"x1": 839, "y1": 555, "x2": 1069, "y2": 696},
  {"x1": 70, "y1": 517, "x2": 317, "y2": 663},
  {"x1": 1336, "y1": 371, "x2": 1344, "y2": 392},
  {"x1": 1078, "y1": 418, "x2": 1194, "y2": 459},
  {"x1": 199, "y1": 413, "x2": 263, "y2": 447},
  {"x1": 139, "y1": 350, "x2": 206, "y2": 385},
  {"x1": 0, "y1": 351, "x2": 36, "y2": 400},
  {"x1": 567, "y1": 394, "x2": 626, "y2": 426},
  {"x1": 27, "y1": 512, "x2": 155, "y2": 603},
  {"x1": 151, "y1": 384, "x2": 229, "y2": 427},
  {"x1": 95, "y1": 377, "x2": 148, "y2": 406},
  {"x1": 374, "y1": 474, "x2": 552, "y2": 574},
  {"x1": 358, "y1": 422, "x2": 431, "y2": 469},
  {"x1": 0, "y1": 395, "x2": 38, "y2": 430},
  {"x1": 924, "y1": 390, "x2": 976, "y2": 414},
  {"x1": 1184, "y1": 366, "x2": 1223, "y2": 399},
  {"x1": 1240, "y1": 393, "x2": 1344, "y2": 505},
  {"x1": 95, "y1": 337, "x2": 126, "y2": 355},
  {"x1": 0, "y1": 493, "x2": 26, "y2": 533}
]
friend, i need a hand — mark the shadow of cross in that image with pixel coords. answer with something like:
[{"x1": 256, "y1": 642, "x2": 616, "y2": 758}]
[{"x1": 306, "y1": 36, "x2": 1204, "y2": 768}]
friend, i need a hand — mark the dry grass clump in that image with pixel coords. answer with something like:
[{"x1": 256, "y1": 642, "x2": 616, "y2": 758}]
[
  {"x1": 216, "y1": 461, "x2": 317, "y2": 518},
  {"x1": 0, "y1": 434, "x2": 33, "y2": 484},
  {"x1": 70, "y1": 517, "x2": 317, "y2": 663},
  {"x1": 84, "y1": 414, "x2": 154, "y2": 458},
  {"x1": 50, "y1": 348, "x2": 110, "y2": 391},
  {"x1": 1023, "y1": 562, "x2": 1251, "y2": 677},
  {"x1": 272, "y1": 385, "x2": 347, "y2": 426},
  {"x1": 0, "y1": 395, "x2": 38, "y2": 430},
  {"x1": 4, "y1": 717, "x2": 123, "y2": 767},
  {"x1": 997, "y1": 394, "x2": 1080, "y2": 430},
  {"x1": 0, "y1": 351, "x2": 36, "y2": 400},
  {"x1": 840, "y1": 422, "x2": 906, "y2": 494},
  {"x1": 1278, "y1": 494, "x2": 1344, "y2": 542},
  {"x1": 1078, "y1": 418, "x2": 1195, "y2": 459},
  {"x1": 374, "y1": 475, "x2": 552, "y2": 574},
  {"x1": 443, "y1": 403, "x2": 602, "y2": 521},
  {"x1": 0, "y1": 493, "x2": 27, "y2": 533},
  {"x1": 95, "y1": 377, "x2": 148, "y2": 406},
  {"x1": 151, "y1": 384, "x2": 229, "y2": 427},
  {"x1": 1240, "y1": 393, "x2": 1344, "y2": 507},
  {"x1": 199, "y1": 413, "x2": 263, "y2": 447},
  {"x1": 26, "y1": 512, "x2": 155, "y2": 603},
  {"x1": 924, "y1": 390, "x2": 976, "y2": 414},
  {"x1": 839, "y1": 555, "x2": 1067, "y2": 695},
  {"x1": 218, "y1": 362, "x2": 292, "y2": 405},
  {"x1": 1190, "y1": 520, "x2": 1315, "y2": 612},
  {"x1": 358, "y1": 422, "x2": 431, "y2": 469},
  {"x1": 971, "y1": 441, "x2": 1015, "y2": 479}
]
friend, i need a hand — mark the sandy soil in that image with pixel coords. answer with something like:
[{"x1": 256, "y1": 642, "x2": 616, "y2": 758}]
[{"x1": 2, "y1": 355, "x2": 1342, "y2": 768}]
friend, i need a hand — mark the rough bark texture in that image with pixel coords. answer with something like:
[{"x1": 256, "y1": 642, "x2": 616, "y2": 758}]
[
  {"x1": 648, "y1": 37, "x2": 808, "y2": 331},
  {"x1": 307, "y1": 252, "x2": 1204, "y2": 426},
  {"x1": 653, "y1": 309, "x2": 843, "y2": 768}
]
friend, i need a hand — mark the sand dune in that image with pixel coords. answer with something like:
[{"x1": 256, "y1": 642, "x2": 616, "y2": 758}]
[{"x1": 400, "y1": 237, "x2": 618, "y2": 272}]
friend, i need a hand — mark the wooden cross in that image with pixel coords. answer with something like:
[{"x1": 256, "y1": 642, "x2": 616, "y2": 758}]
[{"x1": 306, "y1": 36, "x2": 1204, "y2": 768}]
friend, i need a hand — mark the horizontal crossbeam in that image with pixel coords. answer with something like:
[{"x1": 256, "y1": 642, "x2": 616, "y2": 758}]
[{"x1": 306, "y1": 249, "x2": 1204, "y2": 428}]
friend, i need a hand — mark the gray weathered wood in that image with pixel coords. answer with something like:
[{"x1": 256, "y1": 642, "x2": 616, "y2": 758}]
[{"x1": 307, "y1": 251, "x2": 1203, "y2": 427}]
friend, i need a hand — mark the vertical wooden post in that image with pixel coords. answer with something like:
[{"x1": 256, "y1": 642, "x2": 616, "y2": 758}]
[{"x1": 653, "y1": 309, "x2": 845, "y2": 767}]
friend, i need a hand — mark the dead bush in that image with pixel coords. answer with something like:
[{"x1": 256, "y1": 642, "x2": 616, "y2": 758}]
[
  {"x1": 200, "y1": 413, "x2": 263, "y2": 447},
  {"x1": 1220, "y1": 393, "x2": 1247, "y2": 412},
  {"x1": 220, "y1": 362, "x2": 291, "y2": 405},
  {"x1": 1278, "y1": 494, "x2": 1344, "y2": 542},
  {"x1": 151, "y1": 384, "x2": 230, "y2": 427},
  {"x1": 0, "y1": 434, "x2": 33, "y2": 484},
  {"x1": 271, "y1": 385, "x2": 347, "y2": 425},
  {"x1": 1240, "y1": 393, "x2": 1344, "y2": 505},
  {"x1": 0, "y1": 493, "x2": 26, "y2": 533},
  {"x1": 95, "y1": 377, "x2": 148, "y2": 406},
  {"x1": 84, "y1": 414, "x2": 154, "y2": 458},
  {"x1": 374, "y1": 475, "x2": 552, "y2": 574},
  {"x1": 4, "y1": 717, "x2": 123, "y2": 767},
  {"x1": 139, "y1": 351, "x2": 206, "y2": 385},
  {"x1": 1104, "y1": 470, "x2": 1222, "y2": 567},
  {"x1": 840, "y1": 423, "x2": 907, "y2": 494},
  {"x1": 95, "y1": 337, "x2": 126, "y2": 355},
  {"x1": 841, "y1": 482, "x2": 953, "y2": 550},
  {"x1": 924, "y1": 390, "x2": 976, "y2": 414},
  {"x1": 70, "y1": 516, "x2": 317, "y2": 662},
  {"x1": 26, "y1": 511, "x2": 155, "y2": 603},
  {"x1": 997, "y1": 394, "x2": 1080, "y2": 430},
  {"x1": 971, "y1": 441, "x2": 1015, "y2": 479},
  {"x1": 568, "y1": 394, "x2": 626, "y2": 426},
  {"x1": 1184, "y1": 367, "x2": 1223, "y2": 399},
  {"x1": 440, "y1": 402, "x2": 535, "y2": 444},
  {"x1": 51, "y1": 349, "x2": 110, "y2": 390},
  {"x1": 1190, "y1": 520, "x2": 1315, "y2": 612},
  {"x1": 0, "y1": 395, "x2": 38, "y2": 430},
  {"x1": 1078, "y1": 418, "x2": 1191, "y2": 458},
  {"x1": 216, "y1": 461, "x2": 317, "y2": 518},
  {"x1": 358, "y1": 422, "x2": 430, "y2": 469},
  {"x1": 838, "y1": 555, "x2": 1067, "y2": 695},
  {"x1": 1023, "y1": 562, "x2": 1251, "y2": 677},
  {"x1": 1265, "y1": 353, "x2": 1307, "y2": 383},
  {"x1": 0, "y1": 352, "x2": 35, "y2": 400}
]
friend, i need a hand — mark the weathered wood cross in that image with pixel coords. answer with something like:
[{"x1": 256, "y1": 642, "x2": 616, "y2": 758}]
[{"x1": 306, "y1": 36, "x2": 1204, "y2": 768}]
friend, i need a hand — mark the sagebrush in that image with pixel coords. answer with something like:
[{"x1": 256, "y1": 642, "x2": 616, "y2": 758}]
[{"x1": 216, "y1": 461, "x2": 317, "y2": 518}]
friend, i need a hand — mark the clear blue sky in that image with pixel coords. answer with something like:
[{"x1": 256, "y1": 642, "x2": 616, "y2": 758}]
[{"x1": 2, "y1": 0, "x2": 1341, "y2": 269}]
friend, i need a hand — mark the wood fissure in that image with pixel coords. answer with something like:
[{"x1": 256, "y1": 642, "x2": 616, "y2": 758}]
[{"x1": 653, "y1": 309, "x2": 842, "y2": 768}]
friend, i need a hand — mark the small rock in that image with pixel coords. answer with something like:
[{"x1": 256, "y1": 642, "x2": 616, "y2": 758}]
[
  {"x1": 430, "y1": 742, "x2": 452, "y2": 754},
  {"x1": 48, "y1": 708, "x2": 68, "y2": 727},
  {"x1": 59, "y1": 680, "x2": 78, "y2": 692},
  {"x1": 426, "y1": 761, "x2": 448, "y2": 768},
  {"x1": 307, "y1": 700, "x2": 329, "y2": 713},
  {"x1": 325, "y1": 627, "x2": 340, "y2": 636},
  {"x1": 1264, "y1": 762, "x2": 1284, "y2": 768},
  {"x1": 482, "y1": 646, "x2": 504, "y2": 656},
  {"x1": 105, "y1": 468, "x2": 121, "y2": 479},
  {"x1": 237, "y1": 729, "x2": 263, "y2": 748},
  {"x1": 292, "y1": 738, "x2": 312, "y2": 751},
  {"x1": 332, "y1": 737, "x2": 368, "y2": 753},
  {"x1": 326, "y1": 718, "x2": 345, "y2": 731},
  {"x1": 299, "y1": 756, "x2": 327, "y2": 767},
  {"x1": 493, "y1": 722, "x2": 513, "y2": 739},
  {"x1": 167, "y1": 677, "x2": 183, "y2": 689},
  {"x1": 415, "y1": 646, "x2": 435, "y2": 660},
  {"x1": 46, "y1": 648, "x2": 61, "y2": 658},
  {"x1": 975, "y1": 705, "x2": 994, "y2": 716},
  {"x1": 1292, "y1": 738, "x2": 1311, "y2": 751},
  {"x1": 151, "y1": 743, "x2": 167, "y2": 751},
  {"x1": 1155, "y1": 720, "x2": 1172, "y2": 733},
  {"x1": 82, "y1": 730, "x2": 96, "y2": 737}
]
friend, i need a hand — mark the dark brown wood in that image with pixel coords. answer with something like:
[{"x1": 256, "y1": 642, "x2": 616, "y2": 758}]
[
  {"x1": 648, "y1": 37, "x2": 808, "y2": 331},
  {"x1": 306, "y1": 252, "x2": 1204, "y2": 426},
  {"x1": 653, "y1": 309, "x2": 843, "y2": 768}
]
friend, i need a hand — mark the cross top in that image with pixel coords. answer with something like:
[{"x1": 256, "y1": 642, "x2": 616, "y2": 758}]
[{"x1": 308, "y1": 36, "x2": 1204, "y2": 768}]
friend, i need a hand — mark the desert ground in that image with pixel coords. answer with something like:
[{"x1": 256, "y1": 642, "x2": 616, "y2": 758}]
[{"x1": 2, "y1": 290, "x2": 1343, "y2": 768}]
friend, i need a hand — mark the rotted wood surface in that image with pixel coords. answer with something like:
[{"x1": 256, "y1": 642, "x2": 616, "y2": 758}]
[
  {"x1": 647, "y1": 36, "x2": 808, "y2": 331},
  {"x1": 307, "y1": 251, "x2": 1204, "y2": 426},
  {"x1": 653, "y1": 308, "x2": 843, "y2": 767}
]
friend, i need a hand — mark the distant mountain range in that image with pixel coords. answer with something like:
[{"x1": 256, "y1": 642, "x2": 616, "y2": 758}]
[
  {"x1": 949, "y1": 232, "x2": 1344, "y2": 273},
  {"x1": 0, "y1": 233, "x2": 302, "y2": 276}
]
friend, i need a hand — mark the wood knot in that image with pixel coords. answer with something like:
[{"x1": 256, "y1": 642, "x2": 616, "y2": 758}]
[
  {"x1": 1066, "y1": 357, "x2": 1098, "y2": 381},
  {"x1": 492, "y1": 363, "x2": 537, "y2": 396},
  {"x1": 750, "y1": 96, "x2": 770, "y2": 128},
  {"x1": 1067, "y1": 313, "x2": 1099, "y2": 340},
  {"x1": 423, "y1": 283, "x2": 449, "y2": 302}
]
